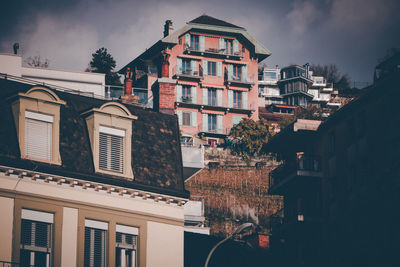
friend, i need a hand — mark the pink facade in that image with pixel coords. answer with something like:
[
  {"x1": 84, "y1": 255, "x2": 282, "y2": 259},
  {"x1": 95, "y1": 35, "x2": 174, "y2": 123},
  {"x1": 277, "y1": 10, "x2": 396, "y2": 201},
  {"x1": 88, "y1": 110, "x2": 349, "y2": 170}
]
[{"x1": 120, "y1": 15, "x2": 270, "y2": 144}]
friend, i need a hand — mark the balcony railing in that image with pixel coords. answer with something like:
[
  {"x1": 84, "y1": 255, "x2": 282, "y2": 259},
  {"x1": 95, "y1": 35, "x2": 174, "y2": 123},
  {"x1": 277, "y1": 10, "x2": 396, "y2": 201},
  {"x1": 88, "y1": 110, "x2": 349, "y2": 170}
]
[
  {"x1": 224, "y1": 71, "x2": 255, "y2": 86},
  {"x1": 174, "y1": 66, "x2": 203, "y2": 78},
  {"x1": 185, "y1": 45, "x2": 243, "y2": 58},
  {"x1": 269, "y1": 154, "x2": 322, "y2": 191},
  {"x1": 105, "y1": 85, "x2": 150, "y2": 106},
  {"x1": 181, "y1": 96, "x2": 193, "y2": 103},
  {"x1": 198, "y1": 125, "x2": 230, "y2": 135},
  {"x1": 0, "y1": 262, "x2": 33, "y2": 267}
]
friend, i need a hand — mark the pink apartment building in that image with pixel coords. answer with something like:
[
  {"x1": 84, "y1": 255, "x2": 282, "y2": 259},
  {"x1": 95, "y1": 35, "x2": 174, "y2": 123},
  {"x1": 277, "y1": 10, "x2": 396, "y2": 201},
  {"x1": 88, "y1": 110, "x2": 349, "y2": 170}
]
[{"x1": 120, "y1": 15, "x2": 270, "y2": 145}]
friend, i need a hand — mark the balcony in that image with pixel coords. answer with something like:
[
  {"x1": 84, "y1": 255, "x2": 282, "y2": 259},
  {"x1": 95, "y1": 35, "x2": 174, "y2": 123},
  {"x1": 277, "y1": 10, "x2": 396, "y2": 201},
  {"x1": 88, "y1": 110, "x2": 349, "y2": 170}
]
[
  {"x1": 269, "y1": 154, "x2": 322, "y2": 194},
  {"x1": 173, "y1": 66, "x2": 203, "y2": 81},
  {"x1": 225, "y1": 72, "x2": 255, "y2": 88},
  {"x1": 184, "y1": 44, "x2": 243, "y2": 60},
  {"x1": 198, "y1": 125, "x2": 230, "y2": 137}
]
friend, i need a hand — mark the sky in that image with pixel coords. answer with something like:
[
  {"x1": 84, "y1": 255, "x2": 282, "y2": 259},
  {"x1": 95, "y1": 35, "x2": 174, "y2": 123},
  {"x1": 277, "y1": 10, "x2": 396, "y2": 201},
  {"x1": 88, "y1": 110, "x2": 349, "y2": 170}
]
[{"x1": 1, "y1": 0, "x2": 399, "y2": 84}]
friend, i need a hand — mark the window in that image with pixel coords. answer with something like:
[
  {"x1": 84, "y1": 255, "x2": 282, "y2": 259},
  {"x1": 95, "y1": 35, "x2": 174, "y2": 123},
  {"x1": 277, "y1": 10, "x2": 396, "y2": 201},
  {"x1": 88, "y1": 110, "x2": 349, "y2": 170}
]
[
  {"x1": 99, "y1": 126, "x2": 125, "y2": 173},
  {"x1": 182, "y1": 59, "x2": 191, "y2": 75},
  {"x1": 264, "y1": 71, "x2": 277, "y2": 80},
  {"x1": 233, "y1": 65, "x2": 241, "y2": 80},
  {"x1": 233, "y1": 91, "x2": 242, "y2": 108},
  {"x1": 115, "y1": 225, "x2": 138, "y2": 267},
  {"x1": 84, "y1": 219, "x2": 108, "y2": 267},
  {"x1": 208, "y1": 114, "x2": 217, "y2": 132},
  {"x1": 225, "y1": 39, "x2": 233, "y2": 55},
  {"x1": 182, "y1": 111, "x2": 191, "y2": 126},
  {"x1": 182, "y1": 86, "x2": 192, "y2": 102},
  {"x1": 20, "y1": 209, "x2": 54, "y2": 267},
  {"x1": 208, "y1": 89, "x2": 217, "y2": 106},
  {"x1": 207, "y1": 61, "x2": 216, "y2": 76},
  {"x1": 181, "y1": 136, "x2": 193, "y2": 146},
  {"x1": 25, "y1": 111, "x2": 53, "y2": 161},
  {"x1": 191, "y1": 35, "x2": 199, "y2": 50}
]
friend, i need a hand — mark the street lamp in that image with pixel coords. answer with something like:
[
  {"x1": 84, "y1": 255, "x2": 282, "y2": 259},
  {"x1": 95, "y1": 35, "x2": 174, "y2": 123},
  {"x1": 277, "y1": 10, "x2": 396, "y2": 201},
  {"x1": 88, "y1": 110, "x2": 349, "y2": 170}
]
[{"x1": 204, "y1": 222, "x2": 253, "y2": 267}]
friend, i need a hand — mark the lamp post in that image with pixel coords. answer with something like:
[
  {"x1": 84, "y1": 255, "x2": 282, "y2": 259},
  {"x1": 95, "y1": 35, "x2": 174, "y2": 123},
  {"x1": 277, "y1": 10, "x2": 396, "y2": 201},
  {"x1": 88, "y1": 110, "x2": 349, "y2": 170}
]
[{"x1": 204, "y1": 223, "x2": 253, "y2": 267}]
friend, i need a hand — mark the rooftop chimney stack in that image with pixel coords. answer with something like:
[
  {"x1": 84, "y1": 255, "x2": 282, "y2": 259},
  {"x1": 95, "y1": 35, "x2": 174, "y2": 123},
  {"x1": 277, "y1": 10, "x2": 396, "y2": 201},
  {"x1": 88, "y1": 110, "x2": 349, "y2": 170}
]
[
  {"x1": 13, "y1": 43, "x2": 19, "y2": 55},
  {"x1": 121, "y1": 67, "x2": 140, "y2": 105},
  {"x1": 163, "y1": 20, "x2": 173, "y2": 37}
]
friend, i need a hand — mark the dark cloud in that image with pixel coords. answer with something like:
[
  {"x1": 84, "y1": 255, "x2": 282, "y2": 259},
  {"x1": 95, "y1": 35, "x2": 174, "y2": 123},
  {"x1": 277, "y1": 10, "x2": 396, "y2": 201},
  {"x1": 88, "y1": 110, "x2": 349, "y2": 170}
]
[{"x1": 1, "y1": 0, "x2": 399, "y2": 83}]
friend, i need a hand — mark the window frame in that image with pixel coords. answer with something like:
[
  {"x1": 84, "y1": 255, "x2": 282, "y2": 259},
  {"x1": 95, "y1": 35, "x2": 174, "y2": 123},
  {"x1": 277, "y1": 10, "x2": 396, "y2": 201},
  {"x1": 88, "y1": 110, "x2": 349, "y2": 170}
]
[
  {"x1": 233, "y1": 91, "x2": 242, "y2": 108},
  {"x1": 207, "y1": 88, "x2": 217, "y2": 106},
  {"x1": 207, "y1": 61, "x2": 217, "y2": 76},
  {"x1": 233, "y1": 65, "x2": 241, "y2": 80},
  {"x1": 182, "y1": 111, "x2": 192, "y2": 126},
  {"x1": 190, "y1": 35, "x2": 199, "y2": 50}
]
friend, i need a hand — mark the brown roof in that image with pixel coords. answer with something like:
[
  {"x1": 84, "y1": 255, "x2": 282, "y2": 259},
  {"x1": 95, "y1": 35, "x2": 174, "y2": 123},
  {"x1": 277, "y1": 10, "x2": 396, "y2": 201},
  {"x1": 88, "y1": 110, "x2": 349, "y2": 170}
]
[{"x1": 0, "y1": 78, "x2": 188, "y2": 198}]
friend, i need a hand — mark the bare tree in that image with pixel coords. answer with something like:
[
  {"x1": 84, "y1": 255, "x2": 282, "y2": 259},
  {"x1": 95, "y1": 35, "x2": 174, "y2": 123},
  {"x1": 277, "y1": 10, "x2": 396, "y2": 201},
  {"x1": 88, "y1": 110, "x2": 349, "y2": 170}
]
[{"x1": 25, "y1": 55, "x2": 49, "y2": 68}]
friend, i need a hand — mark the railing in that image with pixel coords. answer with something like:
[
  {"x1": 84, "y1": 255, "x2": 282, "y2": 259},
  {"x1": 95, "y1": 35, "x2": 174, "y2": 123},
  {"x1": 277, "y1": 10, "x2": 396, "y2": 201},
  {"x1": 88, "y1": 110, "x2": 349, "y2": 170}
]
[
  {"x1": 269, "y1": 154, "x2": 321, "y2": 189},
  {"x1": 224, "y1": 71, "x2": 255, "y2": 85},
  {"x1": 198, "y1": 125, "x2": 230, "y2": 135},
  {"x1": 185, "y1": 44, "x2": 243, "y2": 58},
  {"x1": 174, "y1": 66, "x2": 203, "y2": 78},
  {"x1": 0, "y1": 261, "x2": 33, "y2": 267},
  {"x1": 105, "y1": 85, "x2": 150, "y2": 106},
  {"x1": 181, "y1": 96, "x2": 193, "y2": 103}
]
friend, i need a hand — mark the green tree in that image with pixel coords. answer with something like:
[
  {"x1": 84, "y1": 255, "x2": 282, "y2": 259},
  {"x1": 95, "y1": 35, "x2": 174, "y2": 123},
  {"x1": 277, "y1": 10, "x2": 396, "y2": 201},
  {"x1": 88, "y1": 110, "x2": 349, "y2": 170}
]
[
  {"x1": 87, "y1": 47, "x2": 121, "y2": 85},
  {"x1": 229, "y1": 119, "x2": 270, "y2": 159}
]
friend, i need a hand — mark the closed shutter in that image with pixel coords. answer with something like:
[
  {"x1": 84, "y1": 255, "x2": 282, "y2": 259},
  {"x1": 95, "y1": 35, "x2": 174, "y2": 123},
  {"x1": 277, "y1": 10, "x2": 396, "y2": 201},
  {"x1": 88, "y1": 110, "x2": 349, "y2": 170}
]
[
  {"x1": 176, "y1": 85, "x2": 182, "y2": 102},
  {"x1": 242, "y1": 91, "x2": 248, "y2": 109},
  {"x1": 242, "y1": 65, "x2": 247, "y2": 82},
  {"x1": 191, "y1": 86, "x2": 197, "y2": 103},
  {"x1": 202, "y1": 114, "x2": 208, "y2": 131},
  {"x1": 185, "y1": 33, "x2": 191, "y2": 48},
  {"x1": 217, "y1": 62, "x2": 222, "y2": 77},
  {"x1": 202, "y1": 60, "x2": 208, "y2": 75},
  {"x1": 191, "y1": 60, "x2": 197, "y2": 72},
  {"x1": 199, "y1": 35, "x2": 205, "y2": 51},
  {"x1": 217, "y1": 89, "x2": 222, "y2": 107},
  {"x1": 25, "y1": 111, "x2": 53, "y2": 161},
  {"x1": 233, "y1": 39, "x2": 239, "y2": 53},
  {"x1": 219, "y1": 38, "x2": 225, "y2": 50},
  {"x1": 217, "y1": 115, "x2": 223, "y2": 134},
  {"x1": 227, "y1": 64, "x2": 233, "y2": 80},
  {"x1": 99, "y1": 127, "x2": 124, "y2": 173},
  {"x1": 191, "y1": 112, "x2": 197, "y2": 127},
  {"x1": 228, "y1": 90, "x2": 233, "y2": 107},
  {"x1": 177, "y1": 110, "x2": 183, "y2": 125},
  {"x1": 176, "y1": 58, "x2": 182, "y2": 74},
  {"x1": 202, "y1": 88, "x2": 208, "y2": 105}
]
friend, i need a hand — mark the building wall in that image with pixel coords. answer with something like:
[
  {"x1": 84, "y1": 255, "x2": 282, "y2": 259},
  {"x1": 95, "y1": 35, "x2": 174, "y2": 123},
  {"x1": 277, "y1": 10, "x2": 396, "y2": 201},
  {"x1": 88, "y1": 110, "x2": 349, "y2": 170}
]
[{"x1": 0, "y1": 196, "x2": 14, "y2": 262}]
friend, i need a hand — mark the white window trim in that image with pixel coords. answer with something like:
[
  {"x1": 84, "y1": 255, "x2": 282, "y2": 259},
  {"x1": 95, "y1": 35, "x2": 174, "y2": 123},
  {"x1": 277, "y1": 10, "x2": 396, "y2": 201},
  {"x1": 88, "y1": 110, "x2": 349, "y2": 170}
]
[
  {"x1": 99, "y1": 126, "x2": 125, "y2": 137},
  {"x1": 25, "y1": 111, "x2": 54, "y2": 123},
  {"x1": 85, "y1": 219, "x2": 109, "y2": 230},
  {"x1": 22, "y1": 209, "x2": 54, "y2": 223},
  {"x1": 116, "y1": 224, "x2": 139, "y2": 235}
]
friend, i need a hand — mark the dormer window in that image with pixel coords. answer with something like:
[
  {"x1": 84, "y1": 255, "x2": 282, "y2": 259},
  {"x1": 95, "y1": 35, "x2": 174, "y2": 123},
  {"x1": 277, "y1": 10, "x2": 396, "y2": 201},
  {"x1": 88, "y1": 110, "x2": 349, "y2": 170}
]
[
  {"x1": 11, "y1": 86, "x2": 65, "y2": 165},
  {"x1": 82, "y1": 102, "x2": 137, "y2": 179}
]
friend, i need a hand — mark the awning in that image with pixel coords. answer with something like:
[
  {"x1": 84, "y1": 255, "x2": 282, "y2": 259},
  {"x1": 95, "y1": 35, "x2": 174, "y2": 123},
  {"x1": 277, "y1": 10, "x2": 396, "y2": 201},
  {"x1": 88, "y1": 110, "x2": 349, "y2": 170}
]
[
  {"x1": 227, "y1": 86, "x2": 249, "y2": 91},
  {"x1": 224, "y1": 59, "x2": 247, "y2": 65},
  {"x1": 178, "y1": 81, "x2": 198, "y2": 86},
  {"x1": 201, "y1": 83, "x2": 226, "y2": 89},
  {"x1": 201, "y1": 110, "x2": 225, "y2": 115}
]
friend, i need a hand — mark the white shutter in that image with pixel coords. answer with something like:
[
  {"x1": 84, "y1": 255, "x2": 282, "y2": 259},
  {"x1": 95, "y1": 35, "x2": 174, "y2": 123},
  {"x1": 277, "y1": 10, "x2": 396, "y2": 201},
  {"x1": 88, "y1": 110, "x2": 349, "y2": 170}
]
[
  {"x1": 219, "y1": 38, "x2": 225, "y2": 50},
  {"x1": 199, "y1": 35, "x2": 205, "y2": 51},
  {"x1": 185, "y1": 33, "x2": 191, "y2": 48},
  {"x1": 217, "y1": 62, "x2": 222, "y2": 77},
  {"x1": 25, "y1": 117, "x2": 52, "y2": 161},
  {"x1": 176, "y1": 58, "x2": 182, "y2": 74},
  {"x1": 202, "y1": 60, "x2": 208, "y2": 75},
  {"x1": 99, "y1": 130, "x2": 124, "y2": 173},
  {"x1": 217, "y1": 115, "x2": 223, "y2": 134},
  {"x1": 191, "y1": 111, "x2": 197, "y2": 127},
  {"x1": 242, "y1": 65, "x2": 248, "y2": 82},
  {"x1": 202, "y1": 88, "x2": 208, "y2": 105},
  {"x1": 228, "y1": 64, "x2": 233, "y2": 80},
  {"x1": 242, "y1": 91, "x2": 248, "y2": 109},
  {"x1": 191, "y1": 86, "x2": 197, "y2": 103},
  {"x1": 176, "y1": 84, "x2": 182, "y2": 102},
  {"x1": 228, "y1": 90, "x2": 233, "y2": 107},
  {"x1": 177, "y1": 110, "x2": 183, "y2": 125},
  {"x1": 202, "y1": 114, "x2": 208, "y2": 131},
  {"x1": 217, "y1": 89, "x2": 222, "y2": 107},
  {"x1": 233, "y1": 39, "x2": 239, "y2": 53},
  {"x1": 191, "y1": 60, "x2": 197, "y2": 72}
]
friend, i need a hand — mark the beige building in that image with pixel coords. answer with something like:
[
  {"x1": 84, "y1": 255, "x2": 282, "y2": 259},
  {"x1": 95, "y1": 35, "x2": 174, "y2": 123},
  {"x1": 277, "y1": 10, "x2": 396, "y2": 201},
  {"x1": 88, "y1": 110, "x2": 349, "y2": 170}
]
[{"x1": 0, "y1": 76, "x2": 189, "y2": 267}]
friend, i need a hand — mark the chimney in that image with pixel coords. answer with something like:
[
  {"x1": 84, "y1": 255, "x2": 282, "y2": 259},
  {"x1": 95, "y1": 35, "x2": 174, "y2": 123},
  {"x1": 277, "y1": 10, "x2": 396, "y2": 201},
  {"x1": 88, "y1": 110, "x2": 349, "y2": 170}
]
[
  {"x1": 121, "y1": 67, "x2": 140, "y2": 105},
  {"x1": 13, "y1": 43, "x2": 19, "y2": 55},
  {"x1": 163, "y1": 20, "x2": 173, "y2": 37}
]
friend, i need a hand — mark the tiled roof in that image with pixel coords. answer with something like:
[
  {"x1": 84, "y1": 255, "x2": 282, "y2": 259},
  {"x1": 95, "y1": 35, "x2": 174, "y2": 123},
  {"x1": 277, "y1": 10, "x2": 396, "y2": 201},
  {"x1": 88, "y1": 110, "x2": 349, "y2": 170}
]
[
  {"x1": 0, "y1": 79, "x2": 188, "y2": 198},
  {"x1": 189, "y1": 15, "x2": 243, "y2": 29}
]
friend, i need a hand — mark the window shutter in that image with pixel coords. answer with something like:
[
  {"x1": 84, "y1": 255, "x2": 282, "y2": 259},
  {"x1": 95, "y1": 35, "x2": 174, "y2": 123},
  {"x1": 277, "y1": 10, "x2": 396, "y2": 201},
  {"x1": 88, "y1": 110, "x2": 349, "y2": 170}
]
[
  {"x1": 191, "y1": 112, "x2": 197, "y2": 127},
  {"x1": 217, "y1": 89, "x2": 222, "y2": 107},
  {"x1": 217, "y1": 115, "x2": 223, "y2": 134},
  {"x1": 177, "y1": 110, "x2": 183, "y2": 125},
  {"x1": 202, "y1": 114, "x2": 208, "y2": 131},
  {"x1": 228, "y1": 64, "x2": 233, "y2": 80},
  {"x1": 202, "y1": 60, "x2": 208, "y2": 75},
  {"x1": 242, "y1": 91, "x2": 248, "y2": 109},
  {"x1": 176, "y1": 84, "x2": 182, "y2": 102},
  {"x1": 191, "y1": 60, "x2": 197, "y2": 72},
  {"x1": 176, "y1": 58, "x2": 182, "y2": 74},
  {"x1": 217, "y1": 62, "x2": 222, "y2": 77},
  {"x1": 219, "y1": 38, "x2": 225, "y2": 50},
  {"x1": 191, "y1": 86, "x2": 197, "y2": 103},
  {"x1": 25, "y1": 117, "x2": 52, "y2": 161},
  {"x1": 233, "y1": 39, "x2": 239, "y2": 53},
  {"x1": 185, "y1": 33, "x2": 191, "y2": 48},
  {"x1": 228, "y1": 90, "x2": 233, "y2": 107},
  {"x1": 199, "y1": 35, "x2": 205, "y2": 51},
  {"x1": 99, "y1": 131, "x2": 124, "y2": 173},
  {"x1": 242, "y1": 65, "x2": 247, "y2": 82},
  {"x1": 202, "y1": 88, "x2": 208, "y2": 105}
]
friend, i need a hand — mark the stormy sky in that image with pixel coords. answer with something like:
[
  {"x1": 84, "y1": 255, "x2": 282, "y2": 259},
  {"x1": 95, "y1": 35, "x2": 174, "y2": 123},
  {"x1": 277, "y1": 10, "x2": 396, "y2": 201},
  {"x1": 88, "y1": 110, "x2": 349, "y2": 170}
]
[{"x1": 1, "y1": 0, "x2": 399, "y2": 84}]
